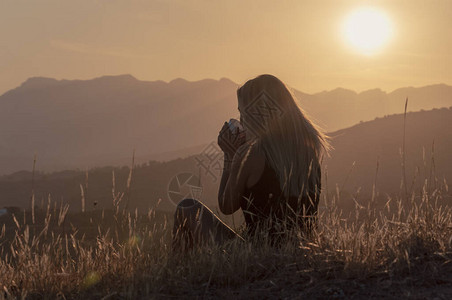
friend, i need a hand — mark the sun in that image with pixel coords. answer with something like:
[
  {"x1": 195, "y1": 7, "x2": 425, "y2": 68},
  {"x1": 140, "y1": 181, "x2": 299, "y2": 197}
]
[{"x1": 342, "y1": 7, "x2": 394, "y2": 55}]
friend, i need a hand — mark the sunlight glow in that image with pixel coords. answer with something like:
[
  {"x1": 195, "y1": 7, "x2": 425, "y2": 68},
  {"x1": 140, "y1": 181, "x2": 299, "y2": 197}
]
[{"x1": 342, "y1": 7, "x2": 394, "y2": 55}]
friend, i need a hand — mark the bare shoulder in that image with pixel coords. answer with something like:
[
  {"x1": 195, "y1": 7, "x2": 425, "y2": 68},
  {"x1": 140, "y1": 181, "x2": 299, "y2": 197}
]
[
  {"x1": 233, "y1": 142, "x2": 264, "y2": 163},
  {"x1": 233, "y1": 141, "x2": 266, "y2": 189}
]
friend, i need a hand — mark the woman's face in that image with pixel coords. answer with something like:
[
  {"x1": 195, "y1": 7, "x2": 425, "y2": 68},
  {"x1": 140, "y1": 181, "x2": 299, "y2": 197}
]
[{"x1": 238, "y1": 97, "x2": 255, "y2": 142}]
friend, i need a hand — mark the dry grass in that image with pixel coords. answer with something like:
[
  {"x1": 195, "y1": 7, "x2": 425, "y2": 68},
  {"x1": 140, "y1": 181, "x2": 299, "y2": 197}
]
[{"x1": 0, "y1": 172, "x2": 451, "y2": 299}]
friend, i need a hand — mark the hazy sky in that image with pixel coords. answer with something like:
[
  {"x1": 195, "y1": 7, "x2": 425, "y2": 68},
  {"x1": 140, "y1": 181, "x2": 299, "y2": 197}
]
[{"x1": 1, "y1": 0, "x2": 451, "y2": 95}]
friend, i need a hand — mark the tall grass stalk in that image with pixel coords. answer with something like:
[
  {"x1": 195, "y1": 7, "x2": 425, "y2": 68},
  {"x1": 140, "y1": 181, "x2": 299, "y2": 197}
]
[
  {"x1": 124, "y1": 149, "x2": 135, "y2": 211},
  {"x1": 31, "y1": 154, "x2": 37, "y2": 225},
  {"x1": 401, "y1": 98, "x2": 409, "y2": 202}
]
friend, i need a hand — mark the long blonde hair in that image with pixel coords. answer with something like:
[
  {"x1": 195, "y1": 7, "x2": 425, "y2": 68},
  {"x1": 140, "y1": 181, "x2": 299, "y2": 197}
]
[{"x1": 237, "y1": 74, "x2": 330, "y2": 201}]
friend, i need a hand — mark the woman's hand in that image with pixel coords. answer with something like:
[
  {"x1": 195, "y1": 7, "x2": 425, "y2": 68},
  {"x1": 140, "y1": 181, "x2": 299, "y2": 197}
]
[{"x1": 217, "y1": 122, "x2": 246, "y2": 157}]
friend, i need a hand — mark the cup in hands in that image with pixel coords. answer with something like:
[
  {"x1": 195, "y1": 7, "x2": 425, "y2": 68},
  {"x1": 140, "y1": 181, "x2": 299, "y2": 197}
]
[{"x1": 217, "y1": 118, "x2": 247, "y2": 157}]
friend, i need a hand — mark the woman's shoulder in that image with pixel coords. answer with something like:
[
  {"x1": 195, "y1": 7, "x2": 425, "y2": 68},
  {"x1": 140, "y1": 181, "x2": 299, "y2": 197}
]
[
  {"x1": 235, "y1": 141, "x2": 265, "y2": 164},
  {"x1": 236, "y1": 141, "x2": 266, "y2": 189}
]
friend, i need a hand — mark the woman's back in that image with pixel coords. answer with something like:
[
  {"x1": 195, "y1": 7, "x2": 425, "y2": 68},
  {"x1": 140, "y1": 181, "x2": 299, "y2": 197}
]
[{"x1": 240, "y1": 153, "x2": 321, "y2": 242}]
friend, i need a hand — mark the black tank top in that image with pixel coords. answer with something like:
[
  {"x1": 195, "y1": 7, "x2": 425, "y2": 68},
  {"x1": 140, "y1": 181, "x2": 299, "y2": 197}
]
[{"x1": 240, "y1": 158, "x2": 321, "y2": 240}]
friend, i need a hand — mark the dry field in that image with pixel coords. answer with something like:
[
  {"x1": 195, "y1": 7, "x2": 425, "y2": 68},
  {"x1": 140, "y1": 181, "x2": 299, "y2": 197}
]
[{"x1": 0, "y1": 172, "x2": 451, "y2": 299}]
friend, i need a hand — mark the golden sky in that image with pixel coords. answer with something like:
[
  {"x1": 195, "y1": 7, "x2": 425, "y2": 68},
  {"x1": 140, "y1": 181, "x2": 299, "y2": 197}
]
[{"x1": 1, "y1": 0, "x2": 451, "y2": 95}]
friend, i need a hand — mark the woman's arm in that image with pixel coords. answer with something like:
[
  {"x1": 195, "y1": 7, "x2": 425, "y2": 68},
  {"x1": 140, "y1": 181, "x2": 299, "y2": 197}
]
[
  {"x1": 217, "y1": 152, "x2": 232, "y2": 210},
  {"x1": 218, "y1": 144, "x2": 250, "y2": 215},
  {"x1": 217, "y1": 121, "x2": 248, "y2": 215}
]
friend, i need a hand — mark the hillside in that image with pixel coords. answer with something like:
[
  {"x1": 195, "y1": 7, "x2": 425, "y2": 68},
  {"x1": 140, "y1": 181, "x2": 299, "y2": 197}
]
[
  {"x1": 1, "y1": 107, "x2": 450, "y2": 216},
  {"x1": 325, "y1": 107, "x2": 452, "y2": 211}
]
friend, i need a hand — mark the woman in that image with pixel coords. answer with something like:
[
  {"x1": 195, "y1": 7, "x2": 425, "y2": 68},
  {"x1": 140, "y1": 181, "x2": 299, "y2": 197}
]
[{"x1": 172, "y1": 74, "x2": 330, "y2": 251}]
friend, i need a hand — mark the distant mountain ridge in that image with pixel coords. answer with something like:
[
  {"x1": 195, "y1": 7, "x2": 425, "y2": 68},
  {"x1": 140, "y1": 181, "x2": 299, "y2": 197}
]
[
  {"x1": 293, "y1": 83, "x2": 452, "y2": 130},
  {"x1": 2, "y1": 75, "x2": 236, "y2": 96},
  {"x1": 1, "y1": 74, "x2": 451, "y2": 175},
  {"x1": 0, "y1": 74, "x2": 239, "y2": 175}
]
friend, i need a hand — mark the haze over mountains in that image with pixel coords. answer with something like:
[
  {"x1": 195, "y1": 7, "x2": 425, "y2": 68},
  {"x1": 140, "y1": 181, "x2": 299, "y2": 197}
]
[
  {"x1": 1, "y1": 74, "x2": 452, "y2": 175},
  {"x1": 295, "y1": 84, "x2": 452, "y2": 131},
  {"x1": 0, "y1": 75, "x2": 238, "y2": 175}
]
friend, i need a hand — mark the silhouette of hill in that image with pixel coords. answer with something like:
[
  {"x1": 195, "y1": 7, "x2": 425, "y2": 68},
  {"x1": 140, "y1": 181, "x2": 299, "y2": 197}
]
[
  {"x1": 0, "y1": 158, "x2": 202, "y2": 213},
  {"x1": 2, "y1": 74, "x2": 452, "y2": 175},
  {"x1": 325, "y1": 107, "x2": 452, "y2": 211},
  {"x1": 1, "y1": 107, "x2": 450, "y2": 216}
]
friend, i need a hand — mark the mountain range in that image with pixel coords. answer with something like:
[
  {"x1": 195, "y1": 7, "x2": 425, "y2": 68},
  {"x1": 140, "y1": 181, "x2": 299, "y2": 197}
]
[{"x1": 1, "y1": 74, "x2": 452, "y2": 175}]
